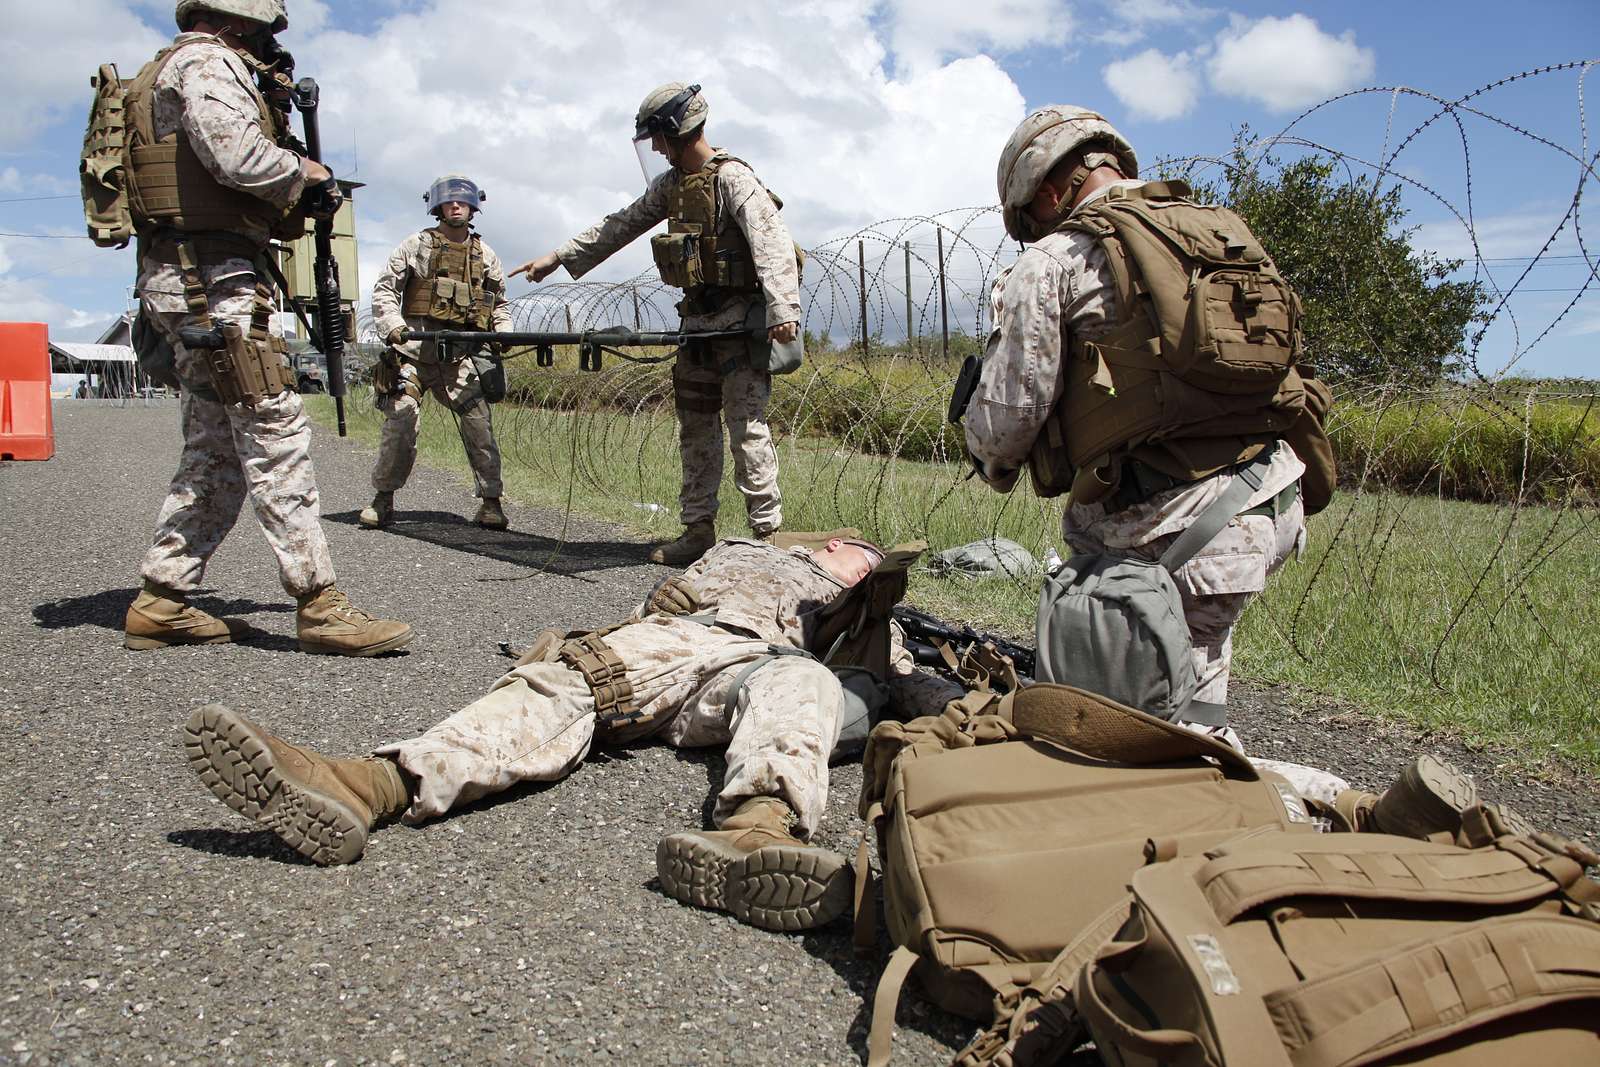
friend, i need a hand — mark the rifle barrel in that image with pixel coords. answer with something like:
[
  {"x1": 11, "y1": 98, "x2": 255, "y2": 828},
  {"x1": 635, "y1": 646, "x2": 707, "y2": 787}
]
[{"x1": 406, "y1": 328, "x2": 750, "y2": 347}]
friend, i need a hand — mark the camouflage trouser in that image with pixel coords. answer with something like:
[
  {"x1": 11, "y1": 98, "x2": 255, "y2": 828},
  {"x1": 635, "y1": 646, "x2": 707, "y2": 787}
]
[
  {"x1": 372, "y1": 355, "x2": 502, "y2": 498},
  {"x1": 136, "y1": 259, "x2": 335, "y2": 598},
  {"x1": 672, "y1": 339, "x2": 781, "y2": 535},
  {"x1": 1067, "y1": 480, "x2": 1305, "y2": 706},
  {"x1": 376, "y1": 616, "x2": 842, "y2": 836}
]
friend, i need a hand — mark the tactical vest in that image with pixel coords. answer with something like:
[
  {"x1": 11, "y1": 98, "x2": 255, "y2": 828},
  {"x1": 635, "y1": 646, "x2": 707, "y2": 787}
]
[
  {"x1": 651, "y1": 154, "x2": 764, "y2": 298},
  {"x1": 1025, "y1": 180, "x2": 1307, "y2": 502},
  {"x1": 120, "y1": 39, "x2": 295, "y2": 242},
  {"x1": 401, "y1": 230, "x2": 500, "y2": 329}
]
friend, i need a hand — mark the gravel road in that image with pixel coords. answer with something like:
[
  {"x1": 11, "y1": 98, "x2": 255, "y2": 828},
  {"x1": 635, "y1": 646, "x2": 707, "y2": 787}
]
[{"x1": 2, "y1": 399, "x2": 1594, "y2": 1066}]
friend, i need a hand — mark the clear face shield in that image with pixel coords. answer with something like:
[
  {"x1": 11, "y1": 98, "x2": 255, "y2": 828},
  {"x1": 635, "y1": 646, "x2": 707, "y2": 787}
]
[
  {"x1": 633, "y1": 83, "x2": 700, "y2": 189},
  {"x1": 634, "y1": 133, "x2": 672, "y2": 188}
]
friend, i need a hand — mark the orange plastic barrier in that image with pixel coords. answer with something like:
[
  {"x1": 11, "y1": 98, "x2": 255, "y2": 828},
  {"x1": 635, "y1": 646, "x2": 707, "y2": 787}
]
[{"x1": 1, "y1": 322, "x2": 54, "y2": 461}]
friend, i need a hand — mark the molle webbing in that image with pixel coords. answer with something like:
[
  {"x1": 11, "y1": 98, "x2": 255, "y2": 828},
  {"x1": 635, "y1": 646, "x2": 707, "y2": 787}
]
[
  {"x1": 558, "y1": 633, "x2": 646, "y2": 743},
  {"x1": 400, "y1": 232, "x2": 498, "y2": 328},
  {"x1": 653, "y1": 155, "x2": 760, "y2": 295},
  {"x1": 123, "y1": 41, "x2": 286, "y2": 236},
  {"x1": 1028, "y1": 180, "x2": 1305, "y2": 501}
]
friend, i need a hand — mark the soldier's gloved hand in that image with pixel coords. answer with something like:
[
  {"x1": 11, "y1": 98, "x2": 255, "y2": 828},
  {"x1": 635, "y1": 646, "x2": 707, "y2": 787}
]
[
  {"x1": 646, "y1": 576, "x2": 700, "y2": 617},
  {"x1": 386, "y1": 326, "x2": 411, "y2": 347}
]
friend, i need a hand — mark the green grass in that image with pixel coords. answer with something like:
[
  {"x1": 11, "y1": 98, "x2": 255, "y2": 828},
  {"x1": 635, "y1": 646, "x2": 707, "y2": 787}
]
[{"x1": 306, "y1": 388, "x2": 1600, "y2": 776}]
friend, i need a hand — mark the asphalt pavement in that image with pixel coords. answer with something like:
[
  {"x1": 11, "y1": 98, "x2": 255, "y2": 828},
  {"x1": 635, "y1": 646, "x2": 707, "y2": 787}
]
[{"x1": 1, "y1": 398, "x2": 1594, "y2": 1066}]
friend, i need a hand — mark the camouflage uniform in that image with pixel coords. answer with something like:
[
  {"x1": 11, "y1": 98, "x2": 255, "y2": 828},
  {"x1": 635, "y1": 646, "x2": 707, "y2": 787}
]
[
  {"x1": 133, "y1": 34, "x2": 334, "y2": 598},
  {"x1": 965, "y1": 179, "x2": 1307, "y2": 706},
  {"x1": 554, "y1": 158, "x2": 799, "y2": 534},
  {"x1": 368, "y1": 228, "x2": 512, "y2": 499},
  {"x1": 376, "y1": 540, "x2": 959, "y2": 834}
]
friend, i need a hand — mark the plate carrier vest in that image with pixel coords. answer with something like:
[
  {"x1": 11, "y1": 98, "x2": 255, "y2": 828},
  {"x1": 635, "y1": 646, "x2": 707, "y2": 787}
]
[
  {"x1": 121, "y1": 39, "x2": 298, "y2": 243},
  {"x1": 401, "y1": 230, "x2": 501, "y2": 329},
  {"x1": 651, "y1": 153, "x2": 765, "y2": 302},
  {"x1": 1025, "y1": 180, "x2": 1307, "y2": 501}
]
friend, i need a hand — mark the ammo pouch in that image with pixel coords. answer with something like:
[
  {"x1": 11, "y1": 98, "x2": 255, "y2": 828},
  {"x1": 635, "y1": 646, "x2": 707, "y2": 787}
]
[
  {"x1": 513, "y1": 626, "x2": 655, "y2": 745},
  {"x1": 652, "y1": 227, "x2": 707, "y2": 290}
]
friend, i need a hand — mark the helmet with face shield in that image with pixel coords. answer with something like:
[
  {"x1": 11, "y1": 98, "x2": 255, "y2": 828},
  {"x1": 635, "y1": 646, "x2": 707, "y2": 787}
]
[{"x1": 632, "y1": 82, "x2": 707, "y2": 186}]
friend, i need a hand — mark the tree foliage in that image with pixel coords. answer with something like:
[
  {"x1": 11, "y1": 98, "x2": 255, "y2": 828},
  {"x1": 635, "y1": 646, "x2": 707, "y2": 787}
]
[{"x1": 1184, "y1": 134, "x2": 1484, "y2": 383}]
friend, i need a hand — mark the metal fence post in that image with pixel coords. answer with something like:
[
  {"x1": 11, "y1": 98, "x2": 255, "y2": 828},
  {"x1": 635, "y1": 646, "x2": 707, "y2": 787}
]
[
  {"x1": 632, "y1": 286, "x2": 641, "y2": 329},
  {"x1": 937, "y1": 227, "x2": 949, "y2": 361},
  {"x1": 858, "y1": 240, "x2": 870, "y2": 359},
  {"x1": 904, "y1": 241, "x2": 913, "y2": 350}
]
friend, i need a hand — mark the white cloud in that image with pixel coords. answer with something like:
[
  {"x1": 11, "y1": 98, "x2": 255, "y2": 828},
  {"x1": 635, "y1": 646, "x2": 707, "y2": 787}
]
[
  {"x1": 0, "y1": 0, "x2": 1030, "y2": 333},
  {"x1": 1103, "y1": 48, "x2": 1201, "y2": 121},
  {"x1": 1207, "y1": 14, "x2": 1375, "y2": 113},
  {"x1": 1413, "y1": 206, "x2": 1583, "y2": 263},
  {"x1": 881, "y1": 0, "x2": 1072, "y2": 74},
  {"x1": 279, "y1": 2, "x2": 1026, "y2": 307},
  {"x1": 0, "y1": 1, "x2": 166, "y2": 150}
]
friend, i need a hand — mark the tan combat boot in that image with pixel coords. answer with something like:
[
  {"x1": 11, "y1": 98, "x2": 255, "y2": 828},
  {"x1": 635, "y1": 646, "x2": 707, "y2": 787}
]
[
  {"x1": 648, "y1": 520, "x2": 715, "y2": 565},
  {"x1": 183, "y1": 704, "x2": 410, "y2": 865},
  {"x1": 296, "y1": 585, "x2": 414, "y2": 657},
  {"x1": 124, "y1": 580, "x2": 248, "y2": 650},
  {"x1": 473, "y1": 497, "x2": 509, "y2": 530},
  {"x1": 656, "y1": 796, "x2": 851, "y2": 932},
  {"x1": 1336, "y1": 754, "x2": 1480, "y2": 839},
  {"x1": 358, "y1": 491, "x2": 394, "y2": 529}
]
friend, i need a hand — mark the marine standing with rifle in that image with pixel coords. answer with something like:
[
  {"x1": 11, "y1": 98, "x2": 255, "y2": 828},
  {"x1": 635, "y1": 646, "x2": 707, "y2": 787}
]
[
  {"x1": 510, "y1": 83, "x2": 802, "y2": 565},
  {"x1": 119, "y1": 0, "x2": 411, "y2": 656},
  {"x1": 361, "y1": 176, "x2": 512, "y2": 531}
]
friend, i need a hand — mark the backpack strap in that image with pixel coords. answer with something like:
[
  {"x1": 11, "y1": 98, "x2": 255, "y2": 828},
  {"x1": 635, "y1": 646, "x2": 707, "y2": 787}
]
[
  {"x1": 1268, "y1": 915, "x2": 1600, "y2": 1067},
  {"x1": 866, "y1": 945, "x2": 919, "y2": 1067},
  {"x1": 1156, "y1": 445, "x2": 1275, "y2": 575}
]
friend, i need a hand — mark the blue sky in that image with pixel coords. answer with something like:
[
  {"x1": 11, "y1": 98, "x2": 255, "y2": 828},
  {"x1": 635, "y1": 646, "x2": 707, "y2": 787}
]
[{"x1": 2, "y1": 0, "x2": 1596, "y2": 377}]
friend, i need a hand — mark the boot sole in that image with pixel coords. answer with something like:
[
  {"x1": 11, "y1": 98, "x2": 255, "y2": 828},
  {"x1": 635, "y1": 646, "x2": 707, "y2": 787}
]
[
  {"x1": 298, "y1": 626, "x2": 414, "y2": 657},
  {"x1": 182, "y1": 704, "x2": 367, "y2": 866},
  {"x1": 656, "y1": 833, "x2": 851, "y2": 932},
  {"x1": 125, "y1": 631, "x2": 236, "y2": 651},
  {"x1": 1374, "y1": 754, "x2": 1478, "y2": 837},
  {"x1": 357, "y1": 517, "x2": 392, "y2": 529}
]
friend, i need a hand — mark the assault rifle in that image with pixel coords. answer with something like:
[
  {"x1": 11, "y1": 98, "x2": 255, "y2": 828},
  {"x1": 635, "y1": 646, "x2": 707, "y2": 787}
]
[
  {"x1": 893, "y1": 604, "x2": 1036, "y2": 681},
  {"x1": 288, "y1": 77, "x2": 347, "y2": 436}
]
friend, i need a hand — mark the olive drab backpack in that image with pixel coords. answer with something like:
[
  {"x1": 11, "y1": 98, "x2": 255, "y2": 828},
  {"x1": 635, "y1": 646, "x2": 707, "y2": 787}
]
[
  {"x1": 853, "y1": 683, "x2": 1315, "y2": 1066},
  {"x1": 81, "y1": 64, "x2": 135, "y2": 248},
  {"x1": 1026, "y1": 180, "x2": 1315, "y2": 503}
]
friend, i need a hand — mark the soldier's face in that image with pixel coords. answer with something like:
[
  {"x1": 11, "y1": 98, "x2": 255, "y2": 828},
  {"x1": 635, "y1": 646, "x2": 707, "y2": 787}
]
[
  {"x1": 438, "y1": 201, "x2": 472, "y2": 228},
  {"x1": 814, "y1": 540, "x2": 876, "y2": 587}
]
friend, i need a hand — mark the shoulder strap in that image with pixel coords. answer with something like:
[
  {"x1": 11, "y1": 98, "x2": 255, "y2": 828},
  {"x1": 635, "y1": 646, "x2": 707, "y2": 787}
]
[
  {"x1": 1157, "y1": 445, "x2": 1274, "y2": 574},
  {"x1": 866, "y1": 945, "x2": 919, "y2": 1067},
  {"x1": 1271, "y1": 915, "x2": 1600, "y2": 1067}
]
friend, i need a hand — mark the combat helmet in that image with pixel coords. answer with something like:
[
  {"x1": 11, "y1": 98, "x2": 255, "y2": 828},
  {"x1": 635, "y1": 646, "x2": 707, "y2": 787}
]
[
  {"x1": 175, "y1": 0, "x2": 288, "y2": 33},
  {"x1": 996, "y1": 105, "x2": 1138, "y2": 242},
  {"x1": 423, "y1": 175, "x2": 486, "y2": 216},
  {"x1": 635, "y1": 82, "x2": 708, "y2": 141}
]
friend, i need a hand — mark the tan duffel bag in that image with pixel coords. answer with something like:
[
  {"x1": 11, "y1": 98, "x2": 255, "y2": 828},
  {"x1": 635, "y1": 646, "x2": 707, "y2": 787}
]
[
  {"x1": 855, "y1": 684, "x2": 1318, "y2": 1066},
  {"x1": 1077, "y1": 828, "x2": 1600, "y2": 1067}
]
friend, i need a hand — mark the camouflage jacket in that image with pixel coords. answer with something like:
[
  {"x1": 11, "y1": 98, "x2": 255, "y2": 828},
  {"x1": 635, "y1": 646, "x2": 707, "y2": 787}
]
[
  {"x1": 646, "y1": 538, "x2": 963, "y2": 717},
  {"x1": 555, "y1": 156, "x2": 802, "y2": 331},
  {"x1": 371, "y1": 226, "x2": 514, "y2": 364}
]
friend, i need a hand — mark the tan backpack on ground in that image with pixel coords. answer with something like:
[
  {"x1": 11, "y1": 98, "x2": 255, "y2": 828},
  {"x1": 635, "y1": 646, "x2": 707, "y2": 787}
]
[
  {"x1": 854, "y1": 684, "x2": 1317, "y2": 1066},
  {"x1": 1076, "y1": 828, "x2": 1600, "y2": 1067}
]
